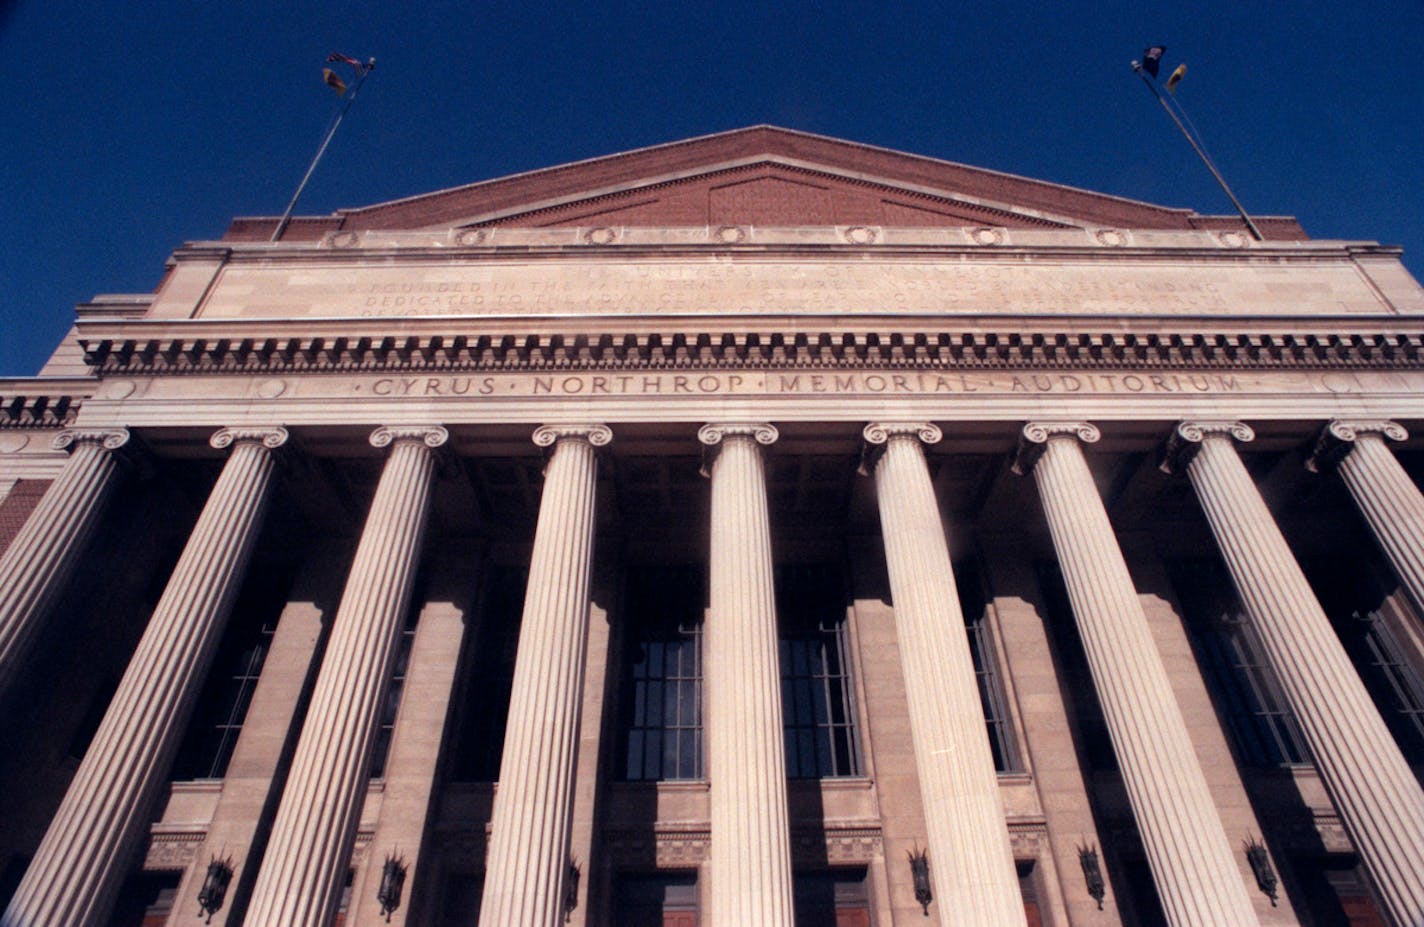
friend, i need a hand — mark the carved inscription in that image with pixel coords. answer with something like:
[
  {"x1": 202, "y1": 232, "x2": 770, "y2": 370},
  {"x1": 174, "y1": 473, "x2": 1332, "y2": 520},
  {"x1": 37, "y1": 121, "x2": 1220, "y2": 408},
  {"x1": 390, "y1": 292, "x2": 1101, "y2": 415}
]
[
  {"x1": 197, "y1": 259, "x2": 1386, "y2": 318},
  {"x1": 351, "y1": 371, "x2": 1247, "y2": 398}
]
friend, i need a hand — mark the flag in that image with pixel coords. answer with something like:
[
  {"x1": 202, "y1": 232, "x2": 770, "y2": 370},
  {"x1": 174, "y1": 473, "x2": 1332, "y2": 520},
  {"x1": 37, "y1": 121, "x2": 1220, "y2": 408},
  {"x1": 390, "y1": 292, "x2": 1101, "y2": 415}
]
[
  {"x1": 1165, "y1": 63, "x2": 1187, "y2": 93},
  {"x1": 327, "y1": 52, "x2": 364, "y2": 69},
  {"x1": 323, "y1": 67, "x2": 347, "y2": 95},
  {"x1": 1142, "y1": 45, "x2": 1166, "y2": 79}
]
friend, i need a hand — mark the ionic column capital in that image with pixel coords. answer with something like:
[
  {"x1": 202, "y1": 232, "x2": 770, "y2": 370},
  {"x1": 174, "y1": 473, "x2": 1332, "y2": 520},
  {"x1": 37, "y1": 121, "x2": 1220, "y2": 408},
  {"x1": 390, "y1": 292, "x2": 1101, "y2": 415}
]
[
  {"x1": 52, "y1": 427, "x2": 131, "y2": 453},
  {"x1": 1159, "y1": 420, "x2": 1255, "y2": 475},
  {"x1": 698, "y1": 422, "x2": 778, "y2": 477},
  {"x1": 210, "y1": 426, "x2": 290, "y2": 451},
  {"x1": 698, "y1": 422, "x2": 779, "y2": 447},
  {"x1": 369, "y1": 424, "x2": 449, "y2": 450},
  {"x1": 1306, "y1": 420, "x2": 1408, "y2": 473},
  {"x1": 532, "y1": 423, "x2": 613, "y2": 449},
  {"x1": 858, "y1": 422, "x2": 941, "y2": 476},
  {"x1": 1010, "y1": 421, "x2": 1100, "y2": 476}
]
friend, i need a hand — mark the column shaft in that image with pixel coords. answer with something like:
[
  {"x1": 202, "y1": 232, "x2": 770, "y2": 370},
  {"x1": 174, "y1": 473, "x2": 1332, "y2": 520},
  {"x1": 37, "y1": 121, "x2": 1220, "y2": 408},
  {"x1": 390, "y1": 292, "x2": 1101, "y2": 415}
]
[
  {"x1": 866, "y1": 423, "x2": 1025, "y2": 926},
  {"x1": 701, "y1": 423, "x2": 795, "y2": 927},
  {"x1": 1179, "y1": 424, "x2": 1424, "y2": 923},
  {"x1": 0, "y1": 429, "x2": 129, "y2": 695},
  {"x1": 1, "y1": 428, "x2": 285, "y2": 927},
  {"x1": 1021, "y1": 425, "x2": 1258, "y2": 926},
  {"x1": 1327, "y1": 423, "x2": 1424, "y2": 616},
  {"x1": 244, "y1": 425, "x2": 445, "y2": 927},
  {"x1": 479, "y1": 425, "x2": 608, "y2": 927}
]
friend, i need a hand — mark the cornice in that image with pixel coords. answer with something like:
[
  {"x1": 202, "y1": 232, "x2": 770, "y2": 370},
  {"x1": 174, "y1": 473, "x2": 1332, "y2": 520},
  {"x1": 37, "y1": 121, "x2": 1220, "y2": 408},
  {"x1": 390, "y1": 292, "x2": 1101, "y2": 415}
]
[
  {"x1": 74, "y1": 320, "x2": 1424, "y2": 377},
  {"x1": 0, "y1": 378, "x2": 94, "y2": 428},
  {"x1": 179, "y1": 233, "x2": 1376, "y2": 262}
]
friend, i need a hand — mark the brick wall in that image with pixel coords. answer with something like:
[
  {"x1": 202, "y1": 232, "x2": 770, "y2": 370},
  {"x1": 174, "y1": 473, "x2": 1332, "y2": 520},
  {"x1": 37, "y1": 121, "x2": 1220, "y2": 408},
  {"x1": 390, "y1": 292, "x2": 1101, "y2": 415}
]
[{"x1": 0, "y1": 481, "x2": 49, "y2": 557}]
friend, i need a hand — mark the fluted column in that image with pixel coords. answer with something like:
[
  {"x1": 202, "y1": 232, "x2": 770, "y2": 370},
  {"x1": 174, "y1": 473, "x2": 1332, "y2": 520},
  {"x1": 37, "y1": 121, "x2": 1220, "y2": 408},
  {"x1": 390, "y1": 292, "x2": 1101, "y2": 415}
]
[
  {"x1": 245, "y1": 424, "x2": 447, "y2": 927},
  {"x1": 1015, "y1": 423, "x2": 1259, "y2": 926},
  {"x1": 699, "y1": 422, "x2": 796, "y2": 927},
  {"x1": 1, "y1": 427, "x2": 287, "y2": 927},
  {"x1": 862, "y1": 423, "x2": 1025, "y2": 926},
  {"x1": 1166, "y1": 420, "x2": 1424, "y2": 923},
  {"x1": 1309, "y1": 420, "x2": 1424, "y2": 619},
  {"x1": 0, "y1": 428, "x2": 131, "y2": 695},
  {"x1": 478, "y1": 424, "x2": 610, "y2": 927}
]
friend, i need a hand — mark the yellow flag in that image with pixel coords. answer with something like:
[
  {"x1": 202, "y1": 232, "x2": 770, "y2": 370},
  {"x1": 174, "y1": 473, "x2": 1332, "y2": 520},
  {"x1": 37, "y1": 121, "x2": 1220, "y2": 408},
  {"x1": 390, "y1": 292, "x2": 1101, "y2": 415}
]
[
  {"x1": 1165, "y1": 63, "x2": 1187, "y2": 93},
  {"x1": 323, "y1": 67, "x2": 347, "y2": 95}
]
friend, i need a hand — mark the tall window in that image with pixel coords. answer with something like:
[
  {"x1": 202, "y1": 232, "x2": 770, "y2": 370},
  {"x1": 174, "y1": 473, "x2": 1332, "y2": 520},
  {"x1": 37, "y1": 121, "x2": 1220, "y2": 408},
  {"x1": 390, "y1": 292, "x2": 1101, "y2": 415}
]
[
  {"x1": 618, "y1": 566, "x2": 704, "y2": 781},
  {"x1": 778, "y1": 563, "x2": 861, "y2": 779},
  {"x1": 958, "y1": 558, "x2": 1018, "y2": 773},
  {"x1": 1346, "y1": 610, "x2": 1424, "y2": 761},
  {"x1": 369, "y1": 611, "x2": 418, "y2": 779},
  {"x1": 172, "y1": 565, "x2": 294, "y2": 780},
  {"x1": 793, "y1": 869, "x2": 870, "y2": 927},
  {"x1": 448, "y1": 565, "x2": 526, "y2": 782},
  {"x1": 1169, "y1": 560, "x2": 1308, "y2": 767},
  {"x1": 612, "y1": 872, "x2": 698, "y2": 927},
  {"x1": 1307, "y1": 556, "x2": 1424, "y2": 766},
  {"x1": 1035, "y1": 562, "x2": 1118, "y2": 772}
]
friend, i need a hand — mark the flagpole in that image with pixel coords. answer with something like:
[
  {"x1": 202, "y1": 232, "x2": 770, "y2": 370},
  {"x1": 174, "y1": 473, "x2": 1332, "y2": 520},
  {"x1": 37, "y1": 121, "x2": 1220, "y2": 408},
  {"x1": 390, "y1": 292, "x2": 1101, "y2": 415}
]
[
  {"x1": 1131, "y1": 61, "x2": 1263, "y2": 241},
  {"x1": 271, "y1": 58, "x2": 376, "y2": 243}
]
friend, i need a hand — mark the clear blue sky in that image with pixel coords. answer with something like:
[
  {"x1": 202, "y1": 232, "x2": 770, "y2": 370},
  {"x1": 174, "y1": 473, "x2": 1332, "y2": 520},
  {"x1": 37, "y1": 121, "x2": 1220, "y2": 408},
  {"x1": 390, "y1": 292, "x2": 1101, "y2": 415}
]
[{"x1": 3, "y1": 1, "x2": 1421, "y2": 375}]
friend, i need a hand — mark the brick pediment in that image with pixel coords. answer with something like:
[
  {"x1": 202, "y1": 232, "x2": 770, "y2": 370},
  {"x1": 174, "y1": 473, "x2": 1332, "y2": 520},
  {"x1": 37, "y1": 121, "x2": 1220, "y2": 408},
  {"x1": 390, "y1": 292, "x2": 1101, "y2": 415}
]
[{"x1": 224, "y1": 126, "x2": 1306, "y2": 241}]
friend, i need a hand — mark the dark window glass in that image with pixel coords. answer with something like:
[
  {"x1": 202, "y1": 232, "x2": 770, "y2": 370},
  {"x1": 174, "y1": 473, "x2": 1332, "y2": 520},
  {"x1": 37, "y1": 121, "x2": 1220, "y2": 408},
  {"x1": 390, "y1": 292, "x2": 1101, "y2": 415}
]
[
  {"x1": 172, "y1": 565, "x2": 295, "y2": 779},
  {"x1": 1289, "y1": 855, "x2": 1388, "y2": 926},
  {"x1": 1346, "y1": 611, "x2": 1424, "y2": 760},
  {"x1": 778, "y1": 563, "x2": 861, "y2": 779},
  {"x1": 1035, "y1": 562, "x2": 1118, "y2": 772},
  {"x1": 613, "y1": 872, "x2": 698, "y2": 927},
  {"x1": 1119, "y1": 858, "x2": 1168, "y2": 927},
  {"x1": 110, "y1": 871, "x2": 180, "y2": 927},
  {"x1": 449, "y1": 566, "x2": 527, "y2": 782},
  {"x1": 369, "y1": 610, "x2": 418, "y2": 779},
  {"x1": 1170, "y1": 560, "x2": 1309, "y2": 767},
  {"x1": 958, "y1": 559, "x2": 1018, "y2": 772},
  {"x1": 619, "y1": 566, "x2": 704, "y2": 781},
  {"x1": 1018, "y1": 861, "x2": 1043, "y2": 927},
  {"x1": 793, "y1": 868, "x2": 869, "y2": 927},
  {"x1": 437, "y1": 873, "x2": 484, "y2": 927},
  {"x1": 1305, "y1": 557, "x2": 1424, "y2": 766}
]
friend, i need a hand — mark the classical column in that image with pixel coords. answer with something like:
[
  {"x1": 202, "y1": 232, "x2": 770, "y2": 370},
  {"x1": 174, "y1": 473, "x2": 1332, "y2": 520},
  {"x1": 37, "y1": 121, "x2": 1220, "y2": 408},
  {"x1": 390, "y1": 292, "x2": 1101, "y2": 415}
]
[
  {"x1": 479, "y1": 424, "x2": 610, "y2": 927},
  {"x1": 1309, "y1": 419, "x2": 1424, "y2": 616},
  {"x1": 1015, "y1": 423, "x2": 1259, "y2": 926},
  {"x1": 1, "y1": 427, "x2": 287, "y2": 927},
  {"x1": 699, "y1": 423, "x2": 795, "y2": 927},
  {"x1": 862, "y1": 423, "x2": 1026, "y2": 926},
  {"x1": 245, "y1": 425, "x2": 447, "y2": 927},
  {"x1": 0, "y1": 427, "x2": 131, "y2": 695},
  {"x1": 1165, "y1": 421, "x2": 1424, "y2": 923}
]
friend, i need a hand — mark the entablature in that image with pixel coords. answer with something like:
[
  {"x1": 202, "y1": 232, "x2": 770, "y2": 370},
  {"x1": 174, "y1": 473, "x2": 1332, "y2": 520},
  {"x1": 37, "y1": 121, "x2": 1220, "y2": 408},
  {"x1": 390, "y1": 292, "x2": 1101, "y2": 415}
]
[{"x1": 75, "y1": 315, "x2": 1424, "y2": 376}]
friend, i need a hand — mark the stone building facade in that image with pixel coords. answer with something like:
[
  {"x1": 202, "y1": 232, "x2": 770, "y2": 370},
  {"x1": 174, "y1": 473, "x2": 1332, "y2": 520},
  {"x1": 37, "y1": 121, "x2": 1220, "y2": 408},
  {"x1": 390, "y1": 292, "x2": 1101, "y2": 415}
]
[{"x1": 1, "y1": 126, "x2": 1423, "y2": 926}]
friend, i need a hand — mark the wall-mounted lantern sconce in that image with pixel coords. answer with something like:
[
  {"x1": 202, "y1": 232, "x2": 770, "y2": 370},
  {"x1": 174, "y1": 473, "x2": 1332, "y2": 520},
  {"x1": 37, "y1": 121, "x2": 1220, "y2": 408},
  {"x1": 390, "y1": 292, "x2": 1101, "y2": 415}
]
[
  {"x1": 1244, "y1": 837, "x2": 1278, "y2": 906},
  {"x1": 197, "y1": 854, "x2": 234, "y2": 924},
  {"x1": 1077, "y1": 844, "x2": 1105, "y2": 910},
  {"x1": 377, "y1": 852, "x2": 408, "y2": 921},
  {"x1": 907, "y1": 845, "x2": 933, "y2": 916},
  {"x1": 563, "y1": 859, "x2": 582, "y2": 922}
]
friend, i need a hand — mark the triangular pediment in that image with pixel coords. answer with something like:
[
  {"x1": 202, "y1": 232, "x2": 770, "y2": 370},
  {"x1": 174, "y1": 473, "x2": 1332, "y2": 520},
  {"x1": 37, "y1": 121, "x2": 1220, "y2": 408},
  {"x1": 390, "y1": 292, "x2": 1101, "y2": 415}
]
[{"x1": 225, "y1": 126, "x2": 1305, "y2": 240}]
